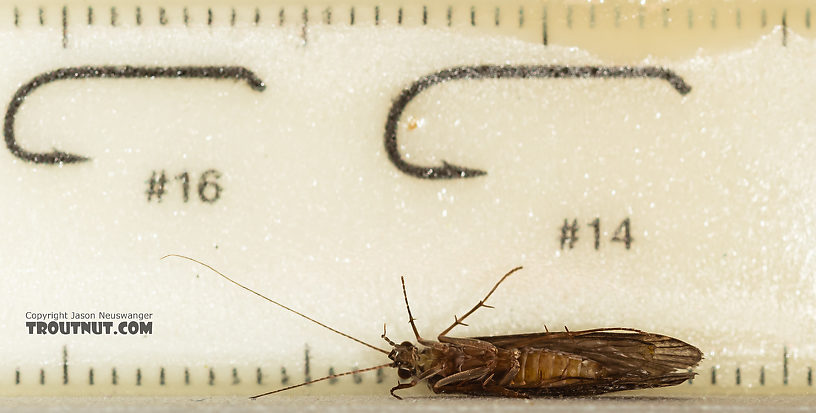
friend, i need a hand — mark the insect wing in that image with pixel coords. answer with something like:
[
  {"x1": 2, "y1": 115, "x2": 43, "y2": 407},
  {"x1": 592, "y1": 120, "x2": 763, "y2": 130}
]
[{"x1": 473, "y1": 328, "x2": 703, "y2": 376}]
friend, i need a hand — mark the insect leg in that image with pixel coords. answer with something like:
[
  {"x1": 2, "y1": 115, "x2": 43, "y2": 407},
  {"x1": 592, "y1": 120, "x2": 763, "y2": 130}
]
[
  {"x1": 433, "y1": 383, "x2": 528, "y2": 398},
  {"x1": 390, "y1": 366, "x2": 442, "y2": 400},
  {"x1": 515, "y1": 349, "x2": 529, "y2": 385},
  {"x1": 400, "y1": 276, "x2": 434, "y2": 345},
  {"x1": 483, "y1": 385, "x2": 528, "y2": 398},
  {"x1": 437, "y1": 266, "x2": 523, "y2": 337},
  {"x1": 496, "y1": 356, "x2": 520, "y2": 386},
  {"x1": 389, "y1": 380, "x2": 418, "y2": 400},
  {"x1": 433, "y1": 366, "x2": 492, "y2": 388},
  {"x1": 438, "y1": 336, "x2": 498, "y2": 352}
]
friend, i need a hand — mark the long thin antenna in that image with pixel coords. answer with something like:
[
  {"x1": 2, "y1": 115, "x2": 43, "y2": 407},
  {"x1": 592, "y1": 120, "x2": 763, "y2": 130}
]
[
  {"x1": 162, "y1": 254, "x2": 390, "y2": 355},
  {"x1": 250, "y1": 363, "x2": 393, "y2": 399}
]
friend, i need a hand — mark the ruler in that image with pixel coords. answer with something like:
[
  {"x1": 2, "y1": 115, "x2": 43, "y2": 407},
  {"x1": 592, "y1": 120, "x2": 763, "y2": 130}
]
[{"x1": 1, "y1": 0, "x2": 815, "y2": 397}]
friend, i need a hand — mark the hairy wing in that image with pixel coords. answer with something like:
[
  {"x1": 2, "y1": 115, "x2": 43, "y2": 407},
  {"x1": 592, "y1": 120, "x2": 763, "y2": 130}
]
[
  {"x1": 432, "y1": 372, "x2": 696, "y2": 397},
  {"x1": 473, "y1": 328, "x2": 702, "y2": 377}
]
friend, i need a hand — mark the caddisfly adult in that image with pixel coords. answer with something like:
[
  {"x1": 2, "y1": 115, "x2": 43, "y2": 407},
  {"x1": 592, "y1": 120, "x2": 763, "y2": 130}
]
[{"x1": 163, "y1": 255, "x2": 702, "y2": 399}]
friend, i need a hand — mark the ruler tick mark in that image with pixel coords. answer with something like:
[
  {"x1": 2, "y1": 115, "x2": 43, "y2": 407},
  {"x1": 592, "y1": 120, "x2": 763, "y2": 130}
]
[
  {"x1": 566, "y1": 6, "x2": 572, "y2": 29},
  {"x1": 399, "y1": 7, "x2": 404, "y2": 25},
  {"x1": 687, "y1": 8, "x2": 693, "y2": 29},
  {"x1": 710, "y1": 366, "x2": 716, "y2": 385},
  {"x1": 422, "y1": 5, "x2": 427, "y2": 25},
  {"x1": 38, "y1": 7, "x2": 44, "y2": 25},
  {"x1": 638, "y1": 7, "x2": 644, "y2": 28},
  {"x1": 254, "y1": 8, "x2": 260, "y2": 25},
  {"x1": 518, "y1": 6, "x2": 523, "y2": 28},
  {"x1": 809, "y1": 367, "x2": 813, "y2": 386},
  {"x1": 231, "y1": 8, "x2": 236, "y2": 26},
  {"x1": 301, "y1": 7, "x2": 308, "y2": 45},
  {"x1": 87, "y1": 6, "x2": 92, "y2": 25},
  {"x1": 257, "y1": 367, "x2": 263, "y2": 385},
  {"x1": 13, "y1": 7, "x2": 18, "y2": 26},
  {"x1": 208, "y1": 367, "x2": 215, "y2": 385},
  {"x1": 15, "y1": 368, "x2": 20, "y2": 385},
  {"x1": 232, "y1": 367, "x2": 240, "y2": 384},
  {"x1": 761, "y1": 9, "x2": 767, "y2": 28},
  {"x1": 736, "y1": 8, "x2": 741, "y2": 29},
  {"x1": 589, "y1": 4, "x2": 595, "y2": 28},
  {"x1": 614, "y1": 6, "x2": 620, "y2": 28},
  {"x1": 541, "y1": 6, "x2": 547, "y2": 45},
  {"x1": 183, "y1": 7, "x2": 189, "y2": 26},
  {"x1": 470, "y1": 6, "x2": 475, "y2": 26},
  {"x1": 329, "y1": 367, "x2": 338, "y2": 384},
  {"x1": 281, "y1": 367, "x2": 289, "y2": 385},
  {"x1": 89, "y1": 368, "x2": 94, "y2": 385},
  {"x1": 136, "y1": 368, "x2": 142, "y2": 386},
  {"x1": 710, "y1": 8, "x2": 716, "y2": 29},
  {"x1": 61, "y1": 6, "x2": 67, "y2": 49},
  {"x1": 782, "y1": 11, "x2": 787, "y2": 47},
  {"x1": 184, "y1": 367, "x2": 190, "y2": 385},
  {"x1": 375, "y1": 5, "x2": 379, "y2": 25},
  {"x1": 112, "y1": 368, "x2": 117, "y2": 385},
  {"x1": 349, "y1": 7, "x2": 355, "y2": 25},
  {"x1": 447, "y1": 6, "x2": 452, "y2": 27},
  {"x1": 208, "y1": 8, "x2": 213, "y2": 26},
  {"x1": 279, "y1": 8, "x2": 285, "y2": 26},
  {"x1": 160, "y1": 367, "x2": 165, "y2": 385},
  {"x1": 784, "y1": 346, "x2": 789, "y2": 384},
  {"x1": 323, "y1": 7, "x2": 331, "y2": 25},
  {"x1": 136, "y1": 6, "x2": 142, "y2": 25},
  {"x1": 736, "y1": 367, "x2": 741, "y2": 385},
  {"x1": 110, "y1": 6, "x2": 117, "y2": 27},
  {"x1": 760, "y1": 366, "x2": 766, "y2": 385},
  {"x1": 662, "y1": 8, "x2": 669, "y2": 28},
  {"x1": 807, "y1": 9, "x2": 811, "y2": 29},
  {"x1": 40, "y1": 369, "x2": 45, "y2": 385},
  {"x1": 62, "y1": 345, "x2": 68, "y2": 384},
  {"x1": 304, "y1": 345, "x2": 311, "y2": 383},
  {"x1": 494, "y1": 6, "x2": 499, "y2": 26}
]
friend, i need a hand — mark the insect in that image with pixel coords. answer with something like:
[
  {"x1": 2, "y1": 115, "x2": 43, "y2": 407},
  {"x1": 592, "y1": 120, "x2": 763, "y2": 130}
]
[{"x1": 163, "y1": 255, "x2": 703, "y2": 399}]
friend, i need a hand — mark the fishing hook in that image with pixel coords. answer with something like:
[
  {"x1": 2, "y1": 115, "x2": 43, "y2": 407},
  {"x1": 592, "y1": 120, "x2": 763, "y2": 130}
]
[
  {"x1": 384, "y1": 65, "x2": 691, "y2": 179},
  {"x1": 4, "y1": 65, "x2": 266, "y2": 164}
]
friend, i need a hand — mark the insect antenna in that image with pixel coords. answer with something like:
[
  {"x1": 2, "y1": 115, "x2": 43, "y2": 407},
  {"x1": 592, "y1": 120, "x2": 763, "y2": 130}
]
[
  {"x1": 250, "y1": 363, "x2": 394, "y2": 399},
  {"x1": 161, "y1": 254, "x2": 389, "y2": 354}
]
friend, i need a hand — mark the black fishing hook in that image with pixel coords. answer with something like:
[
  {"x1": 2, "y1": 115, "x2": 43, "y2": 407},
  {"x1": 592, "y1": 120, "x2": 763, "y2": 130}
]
[
  {"x1": 384, "y1": 65, "x2": 692, "y2": 179},
  {"x1": 4, "y1": 65, "x2": 266, "y2": 164}
]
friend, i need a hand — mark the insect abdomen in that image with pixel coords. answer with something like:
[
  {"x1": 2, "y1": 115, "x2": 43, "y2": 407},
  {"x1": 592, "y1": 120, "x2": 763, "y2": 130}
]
[{"x1": 510, "y1": 349, "x2": 605, "y2": 388}]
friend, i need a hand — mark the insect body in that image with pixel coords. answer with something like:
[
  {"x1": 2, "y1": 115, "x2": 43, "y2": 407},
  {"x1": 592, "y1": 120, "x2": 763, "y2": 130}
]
[
  {"x1": 163, "y1": 256, "x2": 702, "y2": 398},
  {"x1": 383, "y1": 268, "x2": 702, "y2": 398},
  {"x1": 387, "y1": 329, "x2": 701, "y2": 398}
]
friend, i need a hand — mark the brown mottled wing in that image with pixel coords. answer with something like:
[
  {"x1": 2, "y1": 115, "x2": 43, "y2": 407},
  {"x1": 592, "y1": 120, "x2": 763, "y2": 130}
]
[
  {"x1": 431, "y1": 374, "x2": 694, "y2": 397},
  {"x1": 471, "y1": 328, "x2": 702, "y2": 395}
]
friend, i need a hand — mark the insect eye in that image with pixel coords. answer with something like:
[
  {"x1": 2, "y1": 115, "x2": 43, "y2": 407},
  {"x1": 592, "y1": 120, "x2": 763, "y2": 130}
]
[
  {"x1": 399, "y1": 341, "x2": 413, "y2": 347},
  {"x1": 397, "y1": 368, "x2": 412, "y2": 379}
]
